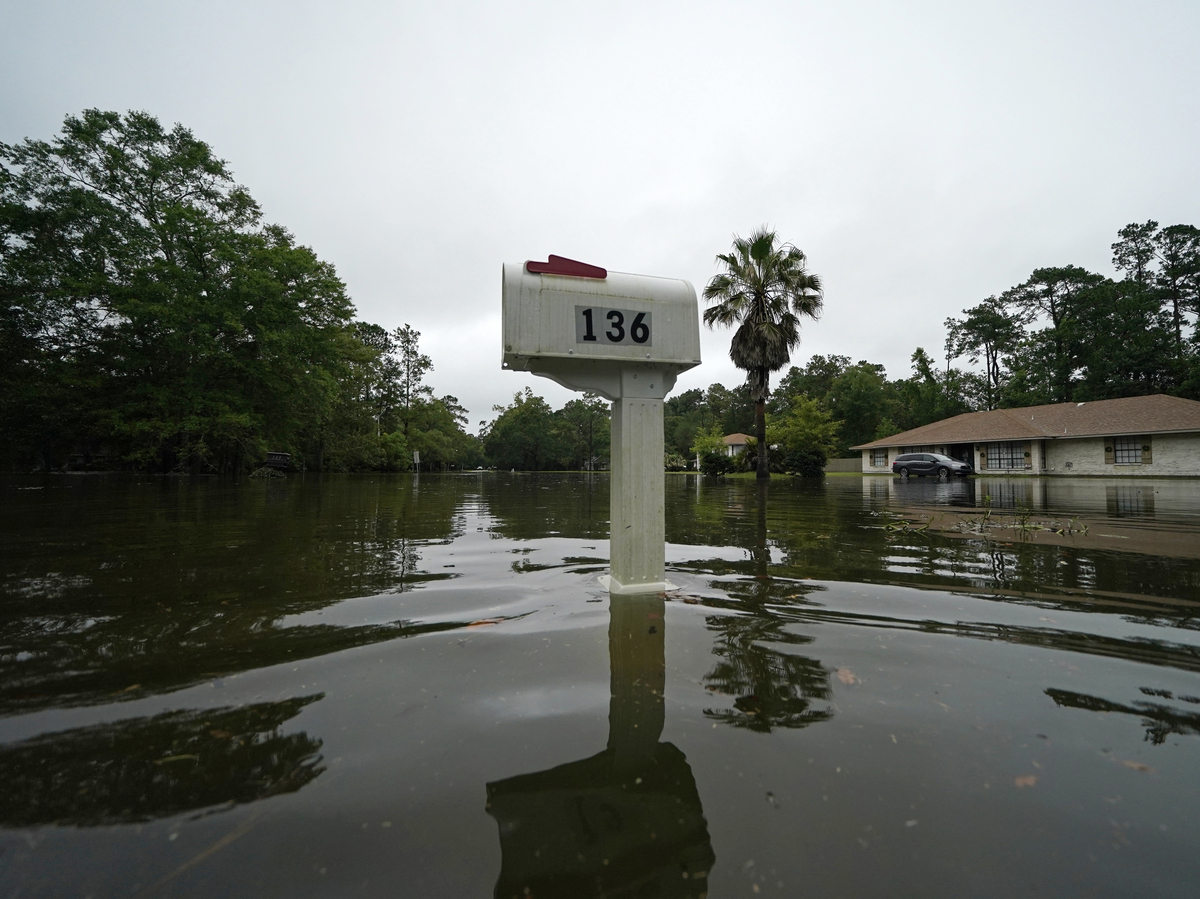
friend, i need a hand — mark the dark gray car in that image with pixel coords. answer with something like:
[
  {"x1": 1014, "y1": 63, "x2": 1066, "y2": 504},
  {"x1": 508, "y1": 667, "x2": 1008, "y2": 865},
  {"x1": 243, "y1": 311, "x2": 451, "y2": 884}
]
[{"x1": 892, "y1": 453, "x2": 974, "y2": 478}]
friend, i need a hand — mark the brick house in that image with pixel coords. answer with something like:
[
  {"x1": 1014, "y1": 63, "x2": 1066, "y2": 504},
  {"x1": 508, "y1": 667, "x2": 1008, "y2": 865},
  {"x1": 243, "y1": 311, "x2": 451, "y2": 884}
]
[{"x1": 852, "y1": 394, "x2": 1200, "y2": 477}]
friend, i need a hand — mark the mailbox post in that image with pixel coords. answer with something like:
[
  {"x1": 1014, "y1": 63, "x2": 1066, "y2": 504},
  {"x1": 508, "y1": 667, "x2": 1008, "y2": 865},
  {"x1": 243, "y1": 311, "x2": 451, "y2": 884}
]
[{"x1": 502, "y1": 256, "x2": 701, "y2": 593}]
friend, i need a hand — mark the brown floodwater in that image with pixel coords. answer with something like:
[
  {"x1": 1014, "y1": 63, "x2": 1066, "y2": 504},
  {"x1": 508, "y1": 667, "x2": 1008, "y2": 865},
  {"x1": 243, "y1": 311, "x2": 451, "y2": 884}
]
[{"x1": 1, "y1": 472, "x2": 1199, "y2": 897}]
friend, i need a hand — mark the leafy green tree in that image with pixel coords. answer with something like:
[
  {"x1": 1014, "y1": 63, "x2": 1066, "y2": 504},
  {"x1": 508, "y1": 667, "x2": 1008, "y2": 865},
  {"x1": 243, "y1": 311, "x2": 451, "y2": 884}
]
[
  {"x1": 765, "y1": 395, "x2": 838, "y2": 475},
  {"x1": 1155, "y1": 224, "x2": 1200, "y2": 352},
  {"x1": 664, "y1": 388, "x2": 706, "y2": 458},
  {"x1": 320, "y1": 328, "x2": 400, "y2": 471},
  {"x1": 827, "y1": 362, "x2": 889, "y2": 453},
  {"x1": 483, "y1": 388, "x2": 567, "y2": 470},
  {"x1": 769, "y1": 354, "x2": 850, "y2": 415},
  {"x1": 351, "y1": 322, "x2": 402, "y2": 437},
  {"x1": 1062, "y1": 279, "x2": 1178, "y2": 400},
  {"x1": 944, "y1": 297, "x2": 1023, "y2": 409},
  {"x1": 1002, "y1": 265, "x2": 1105, "y2": 403},
  {"x1": 702, "y1": 382, "x2": 754, "y2": 435},
  {"x1": 393, "y1": 323, "x2": 434, "y2": 440},
  {"x1": 558, "y1": 394, "x2": 611, "y2": 470},
  {"x1": 0, "y1": 110, "x2": 486, "y2": 475},
  {"x1": 1000, "y1": 331, "x2": 1059, "y2": 407},
  {"x1": 409, "y1": 396, "x2": 478, "y2": 470},
  {"x1": 0, "y1": 109, "x2": 356, "y2": 472},
  {"x1": 703, "y1": 228, "x2": 823, "y2": 479},
  {"x1": 1111, "y1": 220, "x2": 1200, "y2": 360},
  {"x1": 888, "y1": 347, "x2": 970, "y2": 430},
  {"x1": 690, "y1": 424, "x2": 732, "y2": 476},
  {"x1": 1111, "y1": 220, "x2": 1160, "y2": 285}
]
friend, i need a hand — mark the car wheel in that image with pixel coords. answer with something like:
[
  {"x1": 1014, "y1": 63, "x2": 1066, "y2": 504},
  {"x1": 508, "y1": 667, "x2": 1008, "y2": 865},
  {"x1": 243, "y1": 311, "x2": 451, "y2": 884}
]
[
  {"x1": 899, "y1": 467, "x2": 909, "y2": 477},
  {"x1": 937, "y1": 467, "x2": 949, "y2": 479}
]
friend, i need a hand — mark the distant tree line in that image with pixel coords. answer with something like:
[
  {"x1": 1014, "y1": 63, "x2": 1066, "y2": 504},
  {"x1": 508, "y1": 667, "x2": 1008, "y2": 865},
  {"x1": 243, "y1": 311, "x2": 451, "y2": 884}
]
[
  {"x1": 0, "y1": 110, "x2": 478, "y2": 473},
  {"x1": 481, "y1": 389, "x2": 611, "y2": 471},
  {"x1": 942, "y1": 222, "x2": 1200, "y2": 410}
]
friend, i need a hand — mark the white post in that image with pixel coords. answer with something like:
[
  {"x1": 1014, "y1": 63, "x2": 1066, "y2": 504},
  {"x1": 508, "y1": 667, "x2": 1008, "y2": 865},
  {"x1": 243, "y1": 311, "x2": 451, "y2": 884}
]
[{"x1": 609, "y1": 395, "x2": 666, "y2": 593}]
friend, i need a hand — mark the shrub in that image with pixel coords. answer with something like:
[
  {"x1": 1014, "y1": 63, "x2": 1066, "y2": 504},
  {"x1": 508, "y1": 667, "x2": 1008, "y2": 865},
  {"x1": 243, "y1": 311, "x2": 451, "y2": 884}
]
[{"x1": 699, "y1": 451, "x2": 732, "y2": 477}]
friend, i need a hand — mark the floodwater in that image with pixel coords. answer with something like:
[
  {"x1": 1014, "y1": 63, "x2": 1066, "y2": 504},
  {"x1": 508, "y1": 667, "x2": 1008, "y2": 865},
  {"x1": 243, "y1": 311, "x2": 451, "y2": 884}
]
[{"x1": 1, "y1": 471, "x2": 1199, "y2": 898}]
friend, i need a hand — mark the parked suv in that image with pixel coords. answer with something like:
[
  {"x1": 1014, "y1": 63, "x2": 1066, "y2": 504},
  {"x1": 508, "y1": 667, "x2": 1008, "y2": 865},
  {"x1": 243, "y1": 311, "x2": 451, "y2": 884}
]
[{"x1": 892, "y1": 453, "x2": 974, "y2": 478}]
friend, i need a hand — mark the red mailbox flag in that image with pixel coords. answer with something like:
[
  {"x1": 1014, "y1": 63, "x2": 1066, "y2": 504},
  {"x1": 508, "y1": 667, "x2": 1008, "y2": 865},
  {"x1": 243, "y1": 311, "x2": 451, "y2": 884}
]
[{"x1": 525, "y1": 255, "x2": 607, "y2": 279}]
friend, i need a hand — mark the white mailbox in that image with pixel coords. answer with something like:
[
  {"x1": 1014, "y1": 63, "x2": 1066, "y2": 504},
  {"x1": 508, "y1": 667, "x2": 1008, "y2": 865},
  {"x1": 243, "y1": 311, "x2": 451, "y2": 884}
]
[
  {"x1": 502, "y1": 256, "x2": 701, "y2": 401},
  {"x1": 501, "y1": 256, "x2": 702, "y2": 594}
]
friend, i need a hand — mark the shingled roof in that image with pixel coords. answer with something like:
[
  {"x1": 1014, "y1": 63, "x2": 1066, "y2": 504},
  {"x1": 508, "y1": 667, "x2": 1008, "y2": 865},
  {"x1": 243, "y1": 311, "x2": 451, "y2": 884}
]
[{"x1": 852, "y1": 394, "x2": 1200, "y2": 450}]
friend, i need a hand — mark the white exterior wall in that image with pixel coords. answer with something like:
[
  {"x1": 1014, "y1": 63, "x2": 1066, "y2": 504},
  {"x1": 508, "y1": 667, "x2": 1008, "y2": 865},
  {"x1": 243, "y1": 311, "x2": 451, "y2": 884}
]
[
  {"x1": 1031, "y1": 439, "x2": 1047, "y2": 472},
  {"x1": 862, "y1": 432, "x2": 1199, "y2": 476},
  {"x1": 861, "y1": 447, "x2": 895, "y2": 473},
  {"x1": 1042, "y1": 433, "x2": 1200, "y2": 476}
]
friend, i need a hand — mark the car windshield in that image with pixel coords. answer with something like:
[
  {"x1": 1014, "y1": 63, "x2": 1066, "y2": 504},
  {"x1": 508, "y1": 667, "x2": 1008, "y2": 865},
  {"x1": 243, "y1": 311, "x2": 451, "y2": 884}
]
[{"x1": 931, "y1": 454, "x2": 953, "y2": 462}]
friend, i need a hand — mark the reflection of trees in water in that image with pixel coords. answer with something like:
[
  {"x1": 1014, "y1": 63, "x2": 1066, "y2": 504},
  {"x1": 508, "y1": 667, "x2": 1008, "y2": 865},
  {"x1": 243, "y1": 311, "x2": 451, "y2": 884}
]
[
  {"x1": 1047, "y1": 688, "x2": 1200, "y2": 745},
  {"x1": 0, "y1": 695, "x2": 323, "y2": 827},
  {"x1": 702, "y1": 611, "x2": 833, "y2": 733},
  {"x1": 4, "y1": 475, "x2": 470, "y2": 614},
  {"x1": 0, "y1": 475, "x2": 481, "y2": 716},
  {"x1": 693, "y1": 483, "x2": 835, "y2": 733},
  {"x1": 478, "y1": 473, "x2": 610, "y2": 541},
  {"x1": 0, "y1": 612, "x2": 467, "y2": 716}
]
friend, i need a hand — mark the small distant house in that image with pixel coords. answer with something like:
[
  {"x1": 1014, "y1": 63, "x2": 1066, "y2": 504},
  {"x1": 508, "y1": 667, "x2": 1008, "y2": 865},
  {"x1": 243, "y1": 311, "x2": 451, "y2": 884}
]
[
  {"x1": 852, "y1": 394, "x2": 1200, "y2": 477},
  {"x1": 723, "y1": 433, "x2": 752, "y2": 457}
]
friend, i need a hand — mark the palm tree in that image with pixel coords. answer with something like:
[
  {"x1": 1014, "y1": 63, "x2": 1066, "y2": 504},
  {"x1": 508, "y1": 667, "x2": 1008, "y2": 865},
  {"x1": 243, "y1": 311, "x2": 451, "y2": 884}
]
[{"x1": 703, "y1": 228, "x2": 823, "y2": 479}]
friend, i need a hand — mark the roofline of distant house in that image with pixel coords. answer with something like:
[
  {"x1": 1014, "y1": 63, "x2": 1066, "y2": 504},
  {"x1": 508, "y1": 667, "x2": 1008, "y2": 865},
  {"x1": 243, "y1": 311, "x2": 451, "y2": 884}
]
[{"x1": 851, "y1": 424, "x2": 1200, "y2": 450}]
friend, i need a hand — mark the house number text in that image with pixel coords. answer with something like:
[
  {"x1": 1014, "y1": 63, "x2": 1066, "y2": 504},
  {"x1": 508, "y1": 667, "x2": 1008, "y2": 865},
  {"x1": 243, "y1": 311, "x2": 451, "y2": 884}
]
[{"x1": 574, "y1": 306, "x2": 652, "y2": 346}]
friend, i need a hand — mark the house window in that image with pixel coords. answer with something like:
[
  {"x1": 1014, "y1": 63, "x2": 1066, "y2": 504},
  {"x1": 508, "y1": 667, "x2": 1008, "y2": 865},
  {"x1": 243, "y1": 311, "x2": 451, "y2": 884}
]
[
  {"x1": 1113, "y1": 436, "x2": 1142, "y2": 464},
  {"x1": 986, "y1": 441, "x2": 1024, "y2": 470},
  {"x1": 871, "y1": 449, "x2": 887, "y2": 467}
]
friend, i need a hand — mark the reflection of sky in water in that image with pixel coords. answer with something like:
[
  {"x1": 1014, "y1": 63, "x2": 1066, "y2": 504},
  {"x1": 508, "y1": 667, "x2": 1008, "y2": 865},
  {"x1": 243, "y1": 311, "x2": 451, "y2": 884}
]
[{"x1": 478, "y1": 684, "x2": 609, "y2": 720}]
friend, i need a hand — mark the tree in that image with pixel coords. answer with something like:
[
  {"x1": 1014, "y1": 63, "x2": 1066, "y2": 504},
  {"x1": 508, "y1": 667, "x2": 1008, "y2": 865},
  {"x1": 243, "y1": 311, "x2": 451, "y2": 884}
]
[
  {"x1": 351, "y1": 322, "x2": 401, "y2": 437},
  {"x1": 483, "y1": 388, "x2": 566, "y2": 470},
  {"x1": 1155, "y1": 224, "x2": 1200, "y2": 353},
  {"x1": 559, "y1": 394, "x2": 611, "y2": 470},
  {"x1": 703, "y1": 228, "x2": 823, "y2": 479},
  {"x1": 690, "y1": 424, "x2": 732, "y2": 476},
  {"x1": 1002, "y1": 265, "x2": 1105, "y2": 403},
  {"x1": 393, "y1": 324, "x2": 434, "y2": 439},
  {"x1": 1111, "y1": 220, "x2": 1160, "y2": 286},
  {"x1": 769, "y1": 354, "x2": 850, "y2": 415},
  {"x1": 1062, "y1": 279, "x2": 1177, "y2": 400},
  {"x1": 896, "y1": 347, "x2": 972, "y2": 426},
  {"x1": 408, "y1": 396, "x2": 478, "y2": 470},
  {"x1": 765, "y1": 396, "x2": 839, "y2": 476},
  {"x1": 827, "y1": 362, "x2": 889, "y2": 453},
  {"x1": 944, "y1": 297, "x2": 1022, "y2": 410},
  {"x1": 0, "y1": 109, "x2": 356, "y2": 472},
  {"x1": 664, "y1": 388, "x2": 706, "y2": 458}
]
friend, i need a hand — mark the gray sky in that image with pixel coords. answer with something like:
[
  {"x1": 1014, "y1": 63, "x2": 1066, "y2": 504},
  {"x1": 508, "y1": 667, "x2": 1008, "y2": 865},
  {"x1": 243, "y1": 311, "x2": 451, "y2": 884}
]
[{"x1": 4, "y1": 1, "x2": 1198, "y2": 427}]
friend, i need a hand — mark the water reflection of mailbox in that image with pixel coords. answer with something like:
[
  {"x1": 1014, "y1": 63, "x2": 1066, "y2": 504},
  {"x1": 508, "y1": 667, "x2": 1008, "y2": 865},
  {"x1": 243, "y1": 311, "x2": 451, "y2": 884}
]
[
  {"x1": 502, "y1": 256, "x2": 702, "y2": 593},
  {"x1": 486, "y1": 595, "x2": 714, "y2": 898}
]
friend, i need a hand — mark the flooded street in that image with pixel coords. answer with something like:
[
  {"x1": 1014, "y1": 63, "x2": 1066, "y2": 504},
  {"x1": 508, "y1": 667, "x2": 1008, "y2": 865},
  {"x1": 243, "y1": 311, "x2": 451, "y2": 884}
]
[{"x1": 2, "y1": 472, "x2": 1199, "y2": 897}]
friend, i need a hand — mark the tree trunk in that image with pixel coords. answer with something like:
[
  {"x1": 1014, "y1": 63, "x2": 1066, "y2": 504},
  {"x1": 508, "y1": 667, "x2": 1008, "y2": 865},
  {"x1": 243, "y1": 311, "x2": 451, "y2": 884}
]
[{"x1": 755, "y1": 399, "x2": 769, "y2": 479}]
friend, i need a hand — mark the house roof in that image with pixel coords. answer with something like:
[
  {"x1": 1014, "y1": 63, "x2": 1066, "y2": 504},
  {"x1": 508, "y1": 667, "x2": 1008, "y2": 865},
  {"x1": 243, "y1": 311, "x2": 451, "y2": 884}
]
[
  {"x1": 852, "y1": 394, "x2": 1200, "y2": 450},
  {"x1": 723, "y1": 433, "x2": 752, "y2": 445}
]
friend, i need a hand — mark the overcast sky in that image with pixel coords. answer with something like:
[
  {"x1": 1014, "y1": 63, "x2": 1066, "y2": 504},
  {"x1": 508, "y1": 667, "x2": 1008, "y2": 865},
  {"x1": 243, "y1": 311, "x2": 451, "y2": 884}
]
[{"x1": 3, "y1": 1, "x2": 1198, "y2": 427}]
